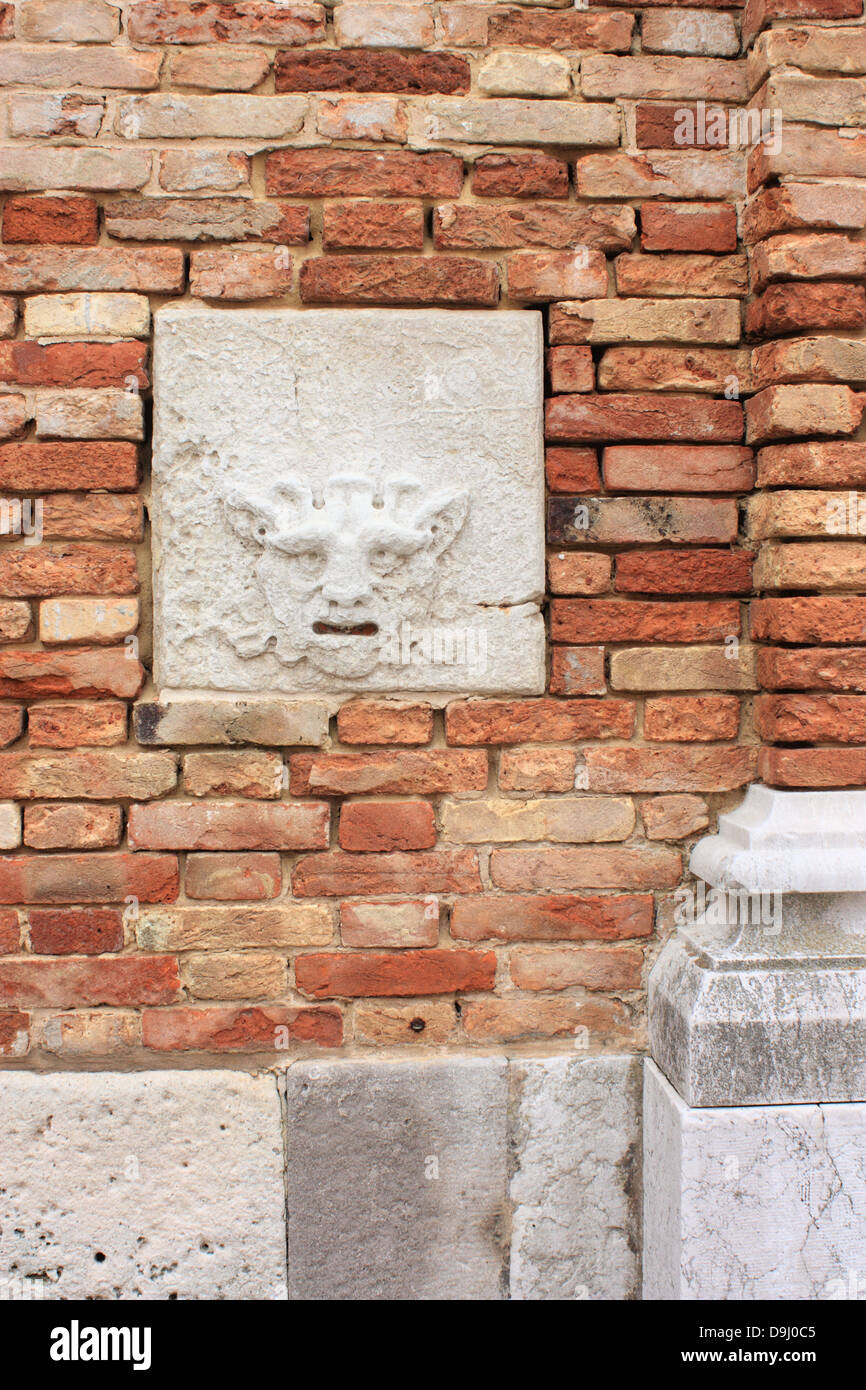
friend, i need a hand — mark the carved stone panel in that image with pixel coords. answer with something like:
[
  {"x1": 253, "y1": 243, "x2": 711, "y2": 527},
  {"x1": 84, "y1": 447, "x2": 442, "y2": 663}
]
[{"x1": 152, "y1": 307, "x2": 545, "y2": 698}]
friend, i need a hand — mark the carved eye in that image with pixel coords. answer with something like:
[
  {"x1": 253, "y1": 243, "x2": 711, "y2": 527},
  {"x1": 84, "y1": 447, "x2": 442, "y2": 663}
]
[
  {"x1": 369, "y1": 547, "x2": 399, "y2": 576},
  {"x1": 292, "y1": 550, "x2": 327, "y2": 579}
]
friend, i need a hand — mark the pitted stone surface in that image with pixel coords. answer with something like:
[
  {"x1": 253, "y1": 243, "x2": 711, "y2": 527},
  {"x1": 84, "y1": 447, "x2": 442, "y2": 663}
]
[
  {"x1": 643, "y1": 1062, "x2": 866, "y2": 1300},
  {"x1": 284, "y1": 1056, "x2": 509, "y2": 1299},
  {"x1": 0, "y1": 1071, "x2": 286, "y2": 1300},
  {"x1": 152, "y1": 307, "x2": 545, "y2": 699},
  {"x1": 509, "y1": 1054, "x2": 642, "y2": 1300}
]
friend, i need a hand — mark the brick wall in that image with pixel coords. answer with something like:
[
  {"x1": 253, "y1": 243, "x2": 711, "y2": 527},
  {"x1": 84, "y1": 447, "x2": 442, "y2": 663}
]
[{"x1": 0, "y1": 0, "x2": 861, "y2": 1064}]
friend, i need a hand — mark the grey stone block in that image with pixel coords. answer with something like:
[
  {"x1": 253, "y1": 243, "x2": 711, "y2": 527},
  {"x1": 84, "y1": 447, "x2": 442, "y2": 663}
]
[
  {"x1": 509, "y1": 1055, "x2": 642, "y2": 1300},
  {"x1": 284, "y1": 1056, "x2": 509, "y2": 1300},
  {"x1": 0, "y1": 1071, "x2": 286, "y2": 1300}
]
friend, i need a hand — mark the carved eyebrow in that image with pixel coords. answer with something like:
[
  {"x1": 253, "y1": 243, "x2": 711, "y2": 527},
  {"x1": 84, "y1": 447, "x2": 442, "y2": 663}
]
[
  {"x1": 269, "y1": 523, "x2": 333, "y2": 552},
  {"x1": 356, "y1": 523, "x2": 428, "y2": 554}
]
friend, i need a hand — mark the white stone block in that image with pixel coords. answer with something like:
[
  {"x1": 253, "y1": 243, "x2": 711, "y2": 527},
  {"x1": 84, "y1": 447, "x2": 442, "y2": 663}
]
[
  {"x1": 152, "y1": 307, "x2": 545, "y2": 700},
  {"x1": 0, "y1": 1071, "x2": 286, "y2": 1299},
  {"x1": 0, "y1": 801, "x2": 21, "y2": 849},
  {"x1": 644, "y1": 1061, "x2": 866, "y2": 1300}
]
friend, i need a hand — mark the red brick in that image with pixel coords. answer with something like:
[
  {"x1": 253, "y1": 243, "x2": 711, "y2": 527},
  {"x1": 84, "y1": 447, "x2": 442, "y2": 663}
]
[
  {"x1": 546, "y1": 394, "x2": 744, "y2": 443},
  {"x1": 490, "y1": 847, "x2": 682, "y2": 891},
  {"x1": 339, "y1": 801, "x2": 436, "y2": 852},
  {"x1": 743, "y1": 184, "x2": 866, "y2": 244},
  {"x1": 300, "y1": 256, "x2": 498, "y2": 307},
  {"x1": 0, "y1": 651, "x2": 140, "y2": 700},
  {"x1": 142, "y1": 1003, "x2": 343, "y2": 1051},
  {"x1": 506, "y1": 249, "x2": 607, "y2": 303},
  {"x1": 757, "y1": 442, "x2": 866, "y2": 488},
  {"x1": 759, "y1": 747, "x2": 866, "y2": 788},
  {"x1": 640, "y1": 201, "x2": 737, "y2": 252},
  {"x1": 742, "y1": 0, "x2": 862, "y2": 48},
  {"x1": 635, "y1": 104, "x2": 740, "y2": 150},
  {"x1": 755, "y1": 694, "x2": 866, "y2": 743},
  {"x1": 28, "y1": 907, "x2": 124, "y2": 955},
  {"x1": 545, "y1": 447, "x2": 600, "y2": 492},
  {"x1": 322, "y1": 202, "x2": 424, "y2": 251},
  {"x1": 0, "y1": 603, "x2": 30, "y2": 643},
  {"x1": 641, "y1": 794, "x2": 709, "y2": 841},
  {"x1": 472, "y1": 152, "x2": 568, "y2": 199},
  {"x1": 295, "y1": 948, "x2": 496, "y2": 999},
  {"x1": 3, "y1": 196, "x2": 99, "y2": 246},
  {"x1": 645, "y1": 695, "x2": 741, "y2": 741},
  {"x1": 549, "y1": 647, "x2": 606, "y2": 697},
  {"x1": 758, "y1": 647, "x2": 866, "y2": 691},
  {"x1": 445, "y1": 698, "x2": 634, "y2": 745},
  {"x1": 0, "y1": 442, "x2": 138, "y2": 492},
  {"x1": 548, "y1": 553, "x2": 610, "y2": 595},
  {"x1": 276, "y1": 49, "x2": 470, "y2": 93},
  {"x1": 38, "y1": 495, "x2": 143, "y2": 542},
  {"x1": 128, "y1": 801, "x2": 329, "y2": 851},
  {"x1": 185, "y1": 853, "x2": 281, "y2": 901},
  {"x1": 293, "y1": 850, "x2": 481, "y2": 897},
  {"x1": 602, "y1": 445, "x2": 754, "y2": 492},
  {"x1": 450, "y1": 893, "x2": 654, "y2": 942},
  {"x1": 0, "y1": 343, "x2": 148, "y2": 391},
  {"x1": 548, "y1": 346, "x2": 594, "y2": 394},
  {"x1": 337, "y1": 700, "x2": 433, "y2": 746},
  {"x1": 340, "y1": 899, "x2": 439, "y2": 948},
  {"x1": 24, "y1": 804, "x2": 122, "y2": 850},
  {"x1": 0, "y1": 954, "x2": 179, "y2": 1007},
  {"x1": 752, "y1": 596, "x2": 866, "y2": 643},
  {"x1": 435, "y1": 203, "x2": 634, "y2": 253},
  {"x1": 0, "y1": 908, "x2": 19, "y2": 952},
  {"x1": 290, "y1": 750, "x2": 487, "y2": 796},
  {"x1": 129, "y1": 1, "x2": 326, "y2": 44},
  {"x1": 615, "y1": 550, "x2": 754, "y2": 594},
  {"x1": 498, "y1": 748, "x2": 578, "y2": 793},
  {"x1": 510, "y1": 944, "x2": 642, "y2": 992},
  {"x1": 551, "y1": 599, "x2": 741, "y2": 644},
  {"x1": 583, "y1": 746, "x2": 757, "y2": 792},
  {"x1": 0, "y1": 1008, "x2": 28, "y2": 1056},
  {"x1": 747, "y1": 283, "x2": 866, "y2": 337},
  {"x1": 27, "y1": 700, "x2": 128, "y2": 745},
  {"x1": 488, "y1": 9, "x2": 634, "y2": 49},
  {"x1": 461, "y1": 996, "x2": 630, "y2": 1043},
  {"x1": 0, "y1": 705, "x2": 23, "y2": 747},
  {"x1": 0, "y1": 546, "x2": 137, "y2": 598},
  {"x1": 266, "y1": 149, "x2": 463, "y2": 198},
  {"x1": 0, "y1": 852, "x2": 178, "y2": 904}
]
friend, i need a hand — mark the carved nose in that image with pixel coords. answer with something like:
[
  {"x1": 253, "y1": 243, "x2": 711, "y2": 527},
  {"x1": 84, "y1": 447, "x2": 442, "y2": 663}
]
[{"x1": 320, "y1": 554, "x2": 372, "y2": 608}]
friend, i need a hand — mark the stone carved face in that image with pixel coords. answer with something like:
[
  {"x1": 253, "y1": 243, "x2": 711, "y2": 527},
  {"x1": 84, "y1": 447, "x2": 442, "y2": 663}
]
[{"x1": 223, "y1": 474, "x2": 469, "y2": 678}]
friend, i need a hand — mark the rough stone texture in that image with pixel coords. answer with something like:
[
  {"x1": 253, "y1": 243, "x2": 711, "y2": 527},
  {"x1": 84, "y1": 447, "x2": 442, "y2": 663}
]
[
  {"x1": 0, "y1": 1071, "x2": 286, "y2": 1299},
  {"x1": 644, "y1": 1063, "x2": 866, "y2": 1301},
  {"x1": 284, "y1": 1057, "x2": 509, "y2": 1300},
  {"x1": 152, "y1": 308, "x2": 545, "y2": 696},
  {"x1": 510, "y1": 1055, "x2": 642, "y2": 1300}
]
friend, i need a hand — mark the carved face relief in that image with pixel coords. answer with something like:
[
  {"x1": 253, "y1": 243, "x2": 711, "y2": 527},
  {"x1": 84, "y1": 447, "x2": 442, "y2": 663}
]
[{"x1": 223, "y1": 474, "x2": 469, "y2": 678}]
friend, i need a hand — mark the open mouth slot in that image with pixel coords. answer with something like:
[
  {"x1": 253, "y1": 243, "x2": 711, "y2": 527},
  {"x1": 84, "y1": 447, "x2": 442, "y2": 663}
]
[{"x1": 312, "y1": 622, "x2": 380, "y2": 637}]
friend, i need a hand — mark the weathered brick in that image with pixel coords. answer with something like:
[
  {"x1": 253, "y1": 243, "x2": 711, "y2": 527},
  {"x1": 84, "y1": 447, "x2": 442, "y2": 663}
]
[
  {"x1": 0, "y1": 604, "x2": 32, "y2": 644},
  {"x1": 752, "y1": 596, "x2": 866, "y2": 643},
  {"x1": 0, "y1": 750, "x2": 173, "y2": 797},
  {"x1": 584, "y1": 53, "x2": 746, "y2": 100},
  {"x1": 506, "y1": 249, "x2": 607, "y2": 302},
  {"x1": 34, "y1": 388, "x2": 142, "y2": 440},
  {"x1": 603, "y1": 445, "x2": 754, "y2": 492},
  {"x1": 640, "y1": 201, "x2": 737, "y2": 252},
  {"x1": 435, "y1": 202, "x2": 634, "y2": 252},
  {"x1": 745, "y1": 385, "x2": 862, "y2": 445},
  {"x1": 498, "y1": 747, "x2": 579, "y2": 793},
  {"x1": 300, "y1": 255, "x2": 498, "y2": 306},
  {"x1": 461, "y1": 996, "x2": 631, "y2": 1043},
  {"x1": 441, "y1": 795, "x2": 633, "y2": 844},
  {"x1": 743, "y1": 183, "x2": 866, "y2": 244},
  {"x1": 293, "y1": 850, "x2": 481, "y2": 897},
  {"x1": 27, "y1": 700, "x2": 127, "y2": 745},
  {"x1": 169, "y1": 46, "x2": 271, "y2": 90},
  {"x1": 266, "y1": 148, "x2": 462, "y2": 197},
  {"x1": 339, "y1": 801, "x2": 436, "y2": 852},
  {"x1": 2, "y1": 196, "x2": 98, "y2": 246},
  {"x1": 548, "y1": 496, "x2": 739, "y2": 545},
  {"x1": 758, "y1": 647, "x2": 866, "y2": 692},
  {"x1": 583, "y1": 746, "x2": 757, "y2": 793},
  {"x1": 340, "y1": 898, "x2": 439, "y2": 948},
  {"x1": 137, "y1": 904, "x2": 331, "y2": 951},
  {"x1": 182, "y1": 750, "x2": 283, "y2": 799},
  {"x1": 141, "y1": 1003, "x2": 342, "y2": 1051},
  {"x1": 641, "y1": 794, "x2": 710, "y2": 840},
  {"x1": 412, "y1": 96, "x2": 617, "y2": 147},
  {"x1": 117, "y1": 93, "x2": 306, "y2": 140},
  {"x1": 134, "y1": 698, "x2": 328, "y2": 747},
  {"x1": 0, "y1": 45, "x2": 161, "y2": 88},
  {"x1": 577, "y1": 151, "x2": 745, "y2": 201},
  {"x1": 755, "y1": 694, "x2": 866, "y2": 744},
  {"x1": 748, "y1": 124, "x2": 866, "y2": 190},
  {"x1": 0, "y1": 148, "x2": 151, "y2": 193},
  {"x1": 24, "y1": 804, "x2": 122, "y2": 850},
  {"x1": 755, "y1": 542, "x2": 866, "y2": 591},
  {"x1": 751, "y1": 233, "x2": 866, "y2": 293},
  {"x1": 611, "y1": 646, "x2": 756, "y2": 692},
  {"x1": 0, "y1": 955, "x2": 179, "y2": 1007},
  {"x1": 0, "y1": 396, "x2": 27, "y2": 440},
  {"x1": 337, "y1": 700, "x2": 433, "y2": 745},
  {"x1": 129, "y1": 1, "x2": 326, "y2": 45},
  {"x1": 445, "y1": 698, "x2": 634, "y2": 745},
  {"x1": 290, "y1": 750, "x2": 487, "y2": 795},
  {"x1": 276, "y1": 48, "x2": 469, "y2": 93},
  {"x1": 759, "y1": 747, "x2": 866, "y2": 789},
  {"x1": 37, "y1": 1010, "x2": 139, "y2": 1056},
  {"x1": 9, "y1": 91, "x2": 105, "y2": 139},
  {"x1": 0, "y1": 344, "x2": 147, "y2": 394},
  {"x1": 615, "y1": 253, "x2": 748, "y2": 298},
  {"x1": 645, "y1": 695, "x2": 741, "y2": 741},
  {"x1": 0, "y1": 852, "x2": 178, "y2": 904},
  {"x1": 0, "y1": 1007, "x2": 29, "y2": 1056},
  {"x1": 510, "y1": 944, "x2": 642, "y2": 992},
  {"x1": 751, "y1": 338, "x2": 866, "y2": 391},
  {"x1": 334, "y1": 4, "x2": 433, "y2": 48},
  {"x1": 190, "y1": 248, "x2": 293, "y2": 301},
  {"x1": 28, "y1": 906, "x2": 123, "y2": 953},
  {"x1": 128, "y1": 801, "x2": 328, "y2": 851},
  {"x1": 0, "y1": 706, "x2": 23, "y2": 748},
  {"x1": 0, "y1": 909, "x2": 21, "y2": 953},
  {"x1": 295, "y1": 948, "x2": 495, "y2": 998},
  {"x1": 182, "y1": 950, "x2": 286, "y2": 1001},
  {"x1": 472, "y1": 151, "x2": 568, "y2": 198},
  {"x1": 546, "y1": 393, "x2": 743, "y2": 442},
  {"x1": 0, "y1": 654, "x2": 138, "y2": 705},
  {"x1": 450, "y1": 893, "x2": 654, "y2": 942},
  {"x1": 548, "y1": 646, "x2": 606, "y2": 696},
  {"x1": 615, "y1": 550, "x2": 753, "y2": 594},
  {"x1": 0, "y1": 441, "x2": 137, "y2": 491},
  {"x1": 550, "y1": 298, "x2": 741, "y2": 347},
  {"x1": 185, "y1": 852, "x2": 281, "y2": 901},
  {"x1": 490, "y1": 847, "x2": 681, "y2": 891},
  {"x1": 487, "y1": 9, "x2": 634, "y2": 51},
  {"x1": 23, "y1": 294, "x2": 150, "y2": 341},
  {"x1": 747, "y1": 283, "x2": 866, "y2": 338},
  {"x1": 38, "y1": 597, "x2": 138, "y2": 646},
  {"x1": 353, "y1": 1001, "x2": 457, "y2": 1045},
  {"x1": 0, "y1": 545, "x2": 137, "y2": 598},
  {"x1": 548, "y1": 347, "x2": 594, "y2": 392},
  {"x1": 547, "y1": 552, "x2": 610, "y2": 594},
  {"x1": 643, "y1": 10, "x2": 739, "y2": 56},
  {"x1": 322, "y1": 202, "x2": 424, "y2": 251},
  {"x1": 158, "y1": 150, "x2": 251, "y2": 193},
  {"x1": 105, "y1": 198, "x2": 308, "y2": 244},
  {"x1": 545, "y1": 447, "x2": 600, "y2": 492},
  {"x1": 560, "y1": 600, "x2": 742, "y2": 645},
  {"x1": 19, "y1": 0, "x2": 120, "y2": 42}
]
